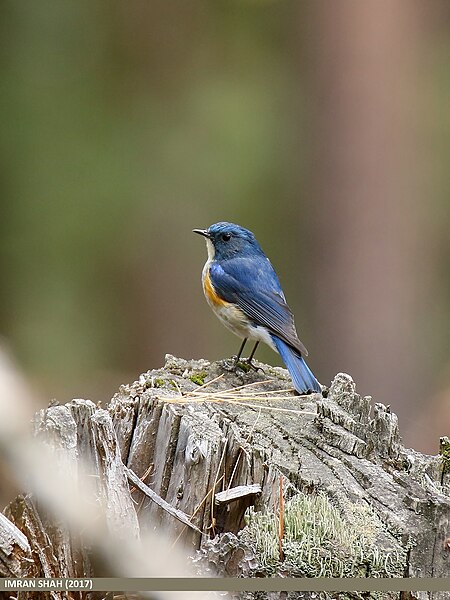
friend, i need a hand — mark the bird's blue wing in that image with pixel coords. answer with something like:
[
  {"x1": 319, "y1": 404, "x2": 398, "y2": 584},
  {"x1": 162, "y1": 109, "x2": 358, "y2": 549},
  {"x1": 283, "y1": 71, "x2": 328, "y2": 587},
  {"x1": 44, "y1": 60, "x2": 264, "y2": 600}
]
[{"x1": 209, "y1": 258, "x2": 308, "y2": 356}]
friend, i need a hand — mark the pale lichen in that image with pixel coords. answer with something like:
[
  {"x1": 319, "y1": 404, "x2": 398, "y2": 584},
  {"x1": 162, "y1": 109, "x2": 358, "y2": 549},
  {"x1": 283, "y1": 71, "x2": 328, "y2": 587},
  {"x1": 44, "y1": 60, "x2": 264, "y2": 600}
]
[{"x1": 240, "y1": 491, "x2": 407, "y2": 589}]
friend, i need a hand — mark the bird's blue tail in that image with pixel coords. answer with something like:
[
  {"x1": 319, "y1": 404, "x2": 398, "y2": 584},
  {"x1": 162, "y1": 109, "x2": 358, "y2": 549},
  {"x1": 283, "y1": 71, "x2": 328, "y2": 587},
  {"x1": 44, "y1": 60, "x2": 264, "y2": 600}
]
[{"x1": 271, "y1": 335, "x2": 321, "y2": 394}]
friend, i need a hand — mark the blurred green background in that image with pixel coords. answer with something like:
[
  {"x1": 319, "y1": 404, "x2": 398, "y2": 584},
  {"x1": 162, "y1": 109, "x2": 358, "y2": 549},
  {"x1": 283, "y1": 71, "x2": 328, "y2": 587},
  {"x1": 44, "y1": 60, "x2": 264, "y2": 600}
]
[{"x1": 0, "y1": 0, "x2": 449, "y2": 453}]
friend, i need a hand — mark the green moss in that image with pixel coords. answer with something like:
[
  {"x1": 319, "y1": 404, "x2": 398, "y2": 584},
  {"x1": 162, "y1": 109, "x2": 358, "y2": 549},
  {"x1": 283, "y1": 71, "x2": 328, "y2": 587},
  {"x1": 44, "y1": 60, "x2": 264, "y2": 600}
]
[
  {"x1": 189, "y1": 371, "x2": 208, "y2": 386},
  {"x1": 240, "y1": 492, "x2": 407, "y2": 589},
  {"x1": 236, "y1": 361, "x2": 251, "y2": 373}
]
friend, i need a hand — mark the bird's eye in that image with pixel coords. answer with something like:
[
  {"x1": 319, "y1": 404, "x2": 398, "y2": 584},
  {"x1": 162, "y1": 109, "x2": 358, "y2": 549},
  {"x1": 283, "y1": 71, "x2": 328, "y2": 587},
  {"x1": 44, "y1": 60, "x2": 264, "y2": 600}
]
[{"x1": 222, "y1": 233, "x2": 231, "y2": 242}]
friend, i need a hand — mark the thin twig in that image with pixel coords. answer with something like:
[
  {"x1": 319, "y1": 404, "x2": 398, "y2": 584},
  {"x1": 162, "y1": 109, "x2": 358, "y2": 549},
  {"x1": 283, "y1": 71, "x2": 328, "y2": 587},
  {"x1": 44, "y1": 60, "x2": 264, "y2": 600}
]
[
  {"x1": 187, "y1": 378, "x2": 281, "y2": 397},
  {"x1": 125, "y1": 467, "x2": 202, "y2": 534},
  {"x1": 279, "y1": 476, "x2": 284, "y2": 562},
  {"x1": 162, "y1": 394, "x2": 316, "y2": 416},
  {"x1": 188, "y1": 373, "x2": 225, "y2": 392},
  {"x1": 170, "y1": 474, "x2": 225, "y2": 550},
  {"x1": 210, "y1": 440, "x2": 228, "y2": 536}
]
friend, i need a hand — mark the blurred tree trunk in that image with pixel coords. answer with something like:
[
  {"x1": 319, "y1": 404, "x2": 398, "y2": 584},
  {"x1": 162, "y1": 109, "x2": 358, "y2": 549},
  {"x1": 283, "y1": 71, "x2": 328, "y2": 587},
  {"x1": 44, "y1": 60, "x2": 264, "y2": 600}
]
[{"x1": 307, "y1": 0, "x2": 436, "y2": 451}]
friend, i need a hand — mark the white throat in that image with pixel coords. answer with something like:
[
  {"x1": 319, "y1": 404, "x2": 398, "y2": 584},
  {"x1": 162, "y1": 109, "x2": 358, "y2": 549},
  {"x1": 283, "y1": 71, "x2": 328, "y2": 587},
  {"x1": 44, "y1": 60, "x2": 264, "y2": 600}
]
[{"x1": 205, "y1": 238, "x2": 215, "y2": 261}]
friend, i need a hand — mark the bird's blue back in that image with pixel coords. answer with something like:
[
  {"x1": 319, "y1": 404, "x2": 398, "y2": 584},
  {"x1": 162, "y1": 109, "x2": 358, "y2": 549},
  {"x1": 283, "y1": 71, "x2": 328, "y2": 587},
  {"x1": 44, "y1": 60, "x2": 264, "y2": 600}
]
[{"x1": 207, "y1": 223, "x2": 308, "y2": 357}]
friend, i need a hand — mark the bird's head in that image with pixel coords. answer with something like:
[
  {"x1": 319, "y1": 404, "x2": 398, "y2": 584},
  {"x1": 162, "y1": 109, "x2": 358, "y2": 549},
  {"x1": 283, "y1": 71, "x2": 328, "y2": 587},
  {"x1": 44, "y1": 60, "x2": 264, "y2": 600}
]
[{"x1": 193, "y1": 222, "x2": 262, "y2": 261}]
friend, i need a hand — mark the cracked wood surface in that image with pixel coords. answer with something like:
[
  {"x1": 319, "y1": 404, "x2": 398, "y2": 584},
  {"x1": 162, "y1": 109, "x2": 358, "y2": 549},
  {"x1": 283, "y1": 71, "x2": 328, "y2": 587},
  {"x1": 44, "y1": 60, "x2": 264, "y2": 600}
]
[
  {"x1": 1, "y1": 354, "x2": 449, "y2": 600},
  {"x1": 109, "y1": 355, "x2": 449, "y2": 597}
]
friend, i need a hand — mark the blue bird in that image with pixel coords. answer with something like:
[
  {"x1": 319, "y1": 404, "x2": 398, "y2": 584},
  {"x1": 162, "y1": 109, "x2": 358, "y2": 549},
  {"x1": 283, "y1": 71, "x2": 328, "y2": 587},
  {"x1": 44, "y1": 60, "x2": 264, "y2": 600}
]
[{"x1": 193, "y1": 222, "x2": 321, "y2": 394}]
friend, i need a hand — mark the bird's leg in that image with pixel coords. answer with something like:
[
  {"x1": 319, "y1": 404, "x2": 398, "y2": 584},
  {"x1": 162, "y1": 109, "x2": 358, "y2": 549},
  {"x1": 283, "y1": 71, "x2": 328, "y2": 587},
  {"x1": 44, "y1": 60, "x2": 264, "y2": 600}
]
[
  {"x1": 223, "y1": 338, "x2": 247, "y2": 371},
  {"x1": 247, "y1": 341, "x2": 260, "y2": 369},
  {"x1": 235, "y1": 338, "x2": 247, "y2": 363},
  {"x1": 241, "y1": 342, "x2": 264, "y2": 372}
]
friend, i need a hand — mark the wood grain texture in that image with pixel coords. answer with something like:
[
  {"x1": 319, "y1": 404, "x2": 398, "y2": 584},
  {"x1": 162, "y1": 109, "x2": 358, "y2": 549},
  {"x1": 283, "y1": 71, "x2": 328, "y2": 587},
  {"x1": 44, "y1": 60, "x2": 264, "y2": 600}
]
[{"x1": 1, "y1": 355, "x2": 449, "y2": 600}]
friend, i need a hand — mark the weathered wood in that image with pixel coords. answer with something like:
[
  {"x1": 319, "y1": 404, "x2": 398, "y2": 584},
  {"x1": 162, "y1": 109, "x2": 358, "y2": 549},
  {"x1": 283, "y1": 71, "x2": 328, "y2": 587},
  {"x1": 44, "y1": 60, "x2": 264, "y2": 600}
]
[
  {"x1": 4, "y1": 495, "x2": 69, "y2": 600},
  {"x1": 215, "y1": 484, "x2": 262, "y2": 504},
  {"x1": 125, "y1": 466, "x2": 202, "y2": 534},
  {"x1": 107, "y1": 356, "x2": 449, "y2": 597},
  {"x1": 2, "y1": 399, "x2": 140, "y2": 597},
  {"x1": 1, "y1": 354, "x2": 449, "y2": 600},
  {"x1": 0, "y1": 511, "x2": 34, "y2": 578},
  {"x1": 215, "y1": 485, "x2": 263, "y2": 536}
]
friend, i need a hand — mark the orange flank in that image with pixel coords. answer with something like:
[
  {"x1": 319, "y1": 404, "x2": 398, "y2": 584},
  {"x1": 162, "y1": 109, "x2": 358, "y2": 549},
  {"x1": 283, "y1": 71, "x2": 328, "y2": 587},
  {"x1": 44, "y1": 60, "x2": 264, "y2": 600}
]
[{"x1": 203, "y1": 268, "x2": 228, "y2": 307}]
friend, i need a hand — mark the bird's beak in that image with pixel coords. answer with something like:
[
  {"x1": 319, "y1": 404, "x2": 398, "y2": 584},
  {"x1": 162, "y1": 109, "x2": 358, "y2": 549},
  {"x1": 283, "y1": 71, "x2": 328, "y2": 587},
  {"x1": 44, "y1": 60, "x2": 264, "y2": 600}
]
[{"x1": 193, "y1": 228, "x2": 211, "y2": 239}]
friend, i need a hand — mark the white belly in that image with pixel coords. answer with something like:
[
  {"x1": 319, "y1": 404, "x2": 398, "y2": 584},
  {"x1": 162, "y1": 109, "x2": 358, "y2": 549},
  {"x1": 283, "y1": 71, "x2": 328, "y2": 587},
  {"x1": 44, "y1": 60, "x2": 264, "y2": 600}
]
[
  {"x1": 216, "y1": 305, "x2": 276, "y2": 350},
  {"x1": 202, "y1": 260, "x2": 276, "y2": 351}
]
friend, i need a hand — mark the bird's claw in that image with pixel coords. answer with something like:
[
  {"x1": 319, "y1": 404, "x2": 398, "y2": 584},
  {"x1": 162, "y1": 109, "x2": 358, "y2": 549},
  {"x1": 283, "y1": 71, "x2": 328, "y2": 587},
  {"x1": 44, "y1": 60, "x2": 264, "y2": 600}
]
[
  {"x1": 222, "y1": 356, "x2": 265, "y2": 374},
  {"x1": 239, "y1": 358, "x2": 265, "y2": 373}
]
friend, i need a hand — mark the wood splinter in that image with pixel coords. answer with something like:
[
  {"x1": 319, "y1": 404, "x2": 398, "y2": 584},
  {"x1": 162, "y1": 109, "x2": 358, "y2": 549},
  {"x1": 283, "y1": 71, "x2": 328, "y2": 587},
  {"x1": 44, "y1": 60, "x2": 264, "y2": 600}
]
[
  {"x1": 214, "y1": 484, "x2": 262, "y2": 505},
  {"x1": 214, "y1": 484, "x2": 262, "y2": 535}
]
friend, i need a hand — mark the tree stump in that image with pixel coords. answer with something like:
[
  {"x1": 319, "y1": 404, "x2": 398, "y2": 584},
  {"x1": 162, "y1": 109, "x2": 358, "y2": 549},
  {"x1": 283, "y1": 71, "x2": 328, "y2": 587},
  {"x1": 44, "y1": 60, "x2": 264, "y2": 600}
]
[{"x1": 1, "y1": 355, "x2": 449, "y2": 600}]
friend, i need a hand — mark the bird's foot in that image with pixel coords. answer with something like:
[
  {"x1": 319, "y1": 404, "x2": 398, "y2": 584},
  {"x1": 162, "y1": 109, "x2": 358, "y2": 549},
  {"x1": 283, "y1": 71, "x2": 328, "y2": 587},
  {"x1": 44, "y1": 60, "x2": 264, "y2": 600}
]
[
  {"x1": 222, "y1": 354, "x2": 265, "y2": 374},
  {"x1": 239, "y1": 357, "x2": 265, "y2": 373},
  {"x1": 222, "y1": 357, "x2": 265, "y2": 374}
]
